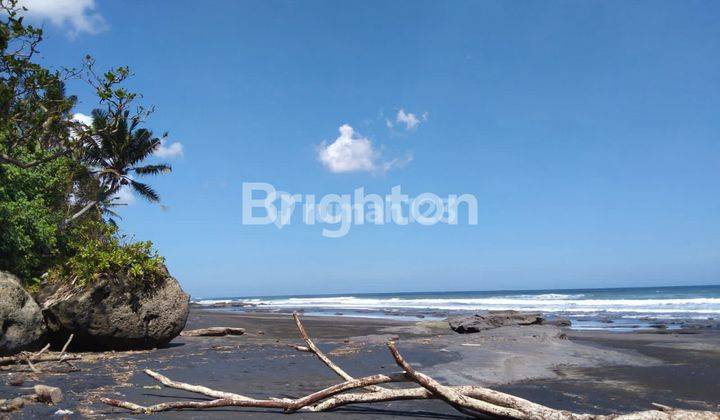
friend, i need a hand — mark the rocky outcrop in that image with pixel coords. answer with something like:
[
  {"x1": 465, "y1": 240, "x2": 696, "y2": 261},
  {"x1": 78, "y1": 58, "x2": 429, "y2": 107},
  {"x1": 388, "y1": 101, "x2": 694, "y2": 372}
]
[
  {"x1": 35, "y1": 266, "x2": 189, "y2": 351},
  {"x1": 543, "y1": 317, "x2": 572, "y2": 327},
  {"x1": 0, "y1": 272, "x2": 47, "y2": 356},
  {"x1": 680, "y1": 320, "x2": 720, "y2": 330},
  {"x1": 449, "y1": 310, "x2": 544, "y2": 334}
]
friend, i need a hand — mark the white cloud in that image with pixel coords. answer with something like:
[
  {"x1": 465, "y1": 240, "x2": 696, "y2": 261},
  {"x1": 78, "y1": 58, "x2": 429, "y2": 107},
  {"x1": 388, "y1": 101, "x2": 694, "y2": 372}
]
[
  {"x1": 318, "y1": 125, "x2": 379, "y2": 173},
  {"x1": 72, "y1": 112, "x2": 93, "y2": 126},
  {"x1": 113, "y1": 185, "x2": 136, "y2": 206},
  {"x1": 397, "y1": 109, "x2": 419, "y2": 130},
  {"x1": 19, "y1": 0, "x2": 107, "y2": 36},
  {"x1": 154, "y1": 139, "x2": 184, "y2": 159},
  {"x1": 382, "y1": 153, "x2": 414, "y2": 172},
  {"x1": 318, "y1": 124, "x2": 412, "y2": 173},
  {"x1": 69, "y1": 113, "x2": 94, "y2": 143}
]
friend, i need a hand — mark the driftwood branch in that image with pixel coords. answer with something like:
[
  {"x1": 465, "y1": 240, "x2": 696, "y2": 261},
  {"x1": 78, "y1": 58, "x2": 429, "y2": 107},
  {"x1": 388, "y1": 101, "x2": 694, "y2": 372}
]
[
  {"x1": 287, "y1": 344, "x2": 311, "y2": 352},
  {"x1": 144, "y1": 369, "x2": 252, "y2": 401},
  {"x1": 180, "y1": 327, "x2": 245, "y2": 337},
  {"x1": 33, "y1": 385, "x2": 64, "y2": 404},
  {"x1": 0, "y1": 335, "x2": 81, "y2": 370},
  {"x1": 57, "y1": 334, "x2": 77, "y2": 369},
  {"x1": 100, "y1": 314, "x2": 720, "y2": 419},
  {"x1": 59, "y1": 334, "x2": 74, "y2": 356},
  {"x1": 388, "y1": 341, "x2": 575, "y2": 419},
  {"x1": 289, "y1": 313, "x2": 564, "y2": 415},
  {"x1": 292, "y1": 313, "x2": 359, "y2": 382},
  {"x1": 102, "y1": 370, "x2": 408, "y2": 414},
  {"x1": 292, "y1": 312, "x2": 386, "y2": 392},
  {"x1": 0, "y1": 353, "x2": 81, "y2": 367}
]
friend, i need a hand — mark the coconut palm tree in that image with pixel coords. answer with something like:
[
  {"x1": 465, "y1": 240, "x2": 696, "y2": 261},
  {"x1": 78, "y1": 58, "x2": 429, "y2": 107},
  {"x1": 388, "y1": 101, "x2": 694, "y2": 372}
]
[{"x1": 63, "y1": 109, "x2": 172, "y2": 227}]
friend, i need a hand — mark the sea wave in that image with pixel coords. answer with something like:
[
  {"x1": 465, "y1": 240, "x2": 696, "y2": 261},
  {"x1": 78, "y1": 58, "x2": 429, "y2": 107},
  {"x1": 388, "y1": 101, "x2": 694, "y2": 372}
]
[{"x1": 194, "y1": 295, "x2": 720, "y2": 315}]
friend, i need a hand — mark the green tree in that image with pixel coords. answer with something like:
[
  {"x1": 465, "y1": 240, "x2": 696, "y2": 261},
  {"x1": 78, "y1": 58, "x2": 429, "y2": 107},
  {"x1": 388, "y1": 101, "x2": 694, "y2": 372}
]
[
  {"x1": 0, "y1": 0, "x2": 79, "y2": 169},
  {"x1": 0, "y1": 153, "x2": 77, "y2": 281},
  {"x1": 65, "y1": 109, "x2": 172, "y2": 226},
  {"x1": 0, "y1": 0, "x2": 172, "y2": 285}
]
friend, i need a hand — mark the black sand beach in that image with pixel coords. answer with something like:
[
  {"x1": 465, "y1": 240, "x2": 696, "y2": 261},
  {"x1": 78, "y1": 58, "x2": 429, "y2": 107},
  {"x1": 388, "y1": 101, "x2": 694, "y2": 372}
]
[{"x1": 2, "y1": 309, "x2": 719, "y2": 418}]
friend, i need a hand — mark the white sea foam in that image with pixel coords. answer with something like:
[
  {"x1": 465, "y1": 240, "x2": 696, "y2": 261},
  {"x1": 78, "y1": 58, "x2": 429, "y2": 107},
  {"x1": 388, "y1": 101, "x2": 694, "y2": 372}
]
[{"x1": 195, "y1": 295, "x2": 720, "y2": 316}]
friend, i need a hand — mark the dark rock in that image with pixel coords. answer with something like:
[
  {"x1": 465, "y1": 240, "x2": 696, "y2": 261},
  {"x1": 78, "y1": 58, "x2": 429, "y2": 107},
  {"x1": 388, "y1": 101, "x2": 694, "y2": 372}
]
[
  {"x1": 208, "y1": 301, "x2": 247, "y2": 308},
  {"x1": 543, "y1": 317, "x2": 572, "y2": 327},
  {"x1": 448, "y1": 310, "x2": 544, "y2": 334},
  {"x1": 35, "y1": 266, "x2": 189, "y2": 351},
  {"x1": 680, "y1": 321, "x2": 719, "y2": 330},
  {"x1": 0, "y1": 271, "x2": 47, "y2": 356}
]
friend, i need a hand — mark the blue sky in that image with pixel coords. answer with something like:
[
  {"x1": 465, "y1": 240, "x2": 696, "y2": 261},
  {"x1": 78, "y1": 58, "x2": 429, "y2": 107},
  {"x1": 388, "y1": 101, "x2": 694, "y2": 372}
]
[{"x1": 24, "y1": 1, "x2": 720, "y2": 297}]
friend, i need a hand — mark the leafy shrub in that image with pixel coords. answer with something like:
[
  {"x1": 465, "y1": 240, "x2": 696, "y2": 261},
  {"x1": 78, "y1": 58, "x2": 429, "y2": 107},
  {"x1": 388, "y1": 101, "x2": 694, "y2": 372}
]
[{"x1": 47, "y1": 222, "x2": 166, "y2": 288}]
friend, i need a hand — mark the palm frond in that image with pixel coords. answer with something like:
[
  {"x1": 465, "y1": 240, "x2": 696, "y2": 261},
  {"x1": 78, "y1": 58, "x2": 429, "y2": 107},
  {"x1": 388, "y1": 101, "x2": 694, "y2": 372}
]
[
  {"x1": 75, "y1": 108, "x2": 170, "y2": 218},
  {"x1": 132, "y1": 164, "x2": 172, "y2": 176},
  {"x1": 128, "y1": 130, "x2": 160, "y2": 166},
  {"x1": 130, "y1": 180, "x2": 160, "y2": 202}
]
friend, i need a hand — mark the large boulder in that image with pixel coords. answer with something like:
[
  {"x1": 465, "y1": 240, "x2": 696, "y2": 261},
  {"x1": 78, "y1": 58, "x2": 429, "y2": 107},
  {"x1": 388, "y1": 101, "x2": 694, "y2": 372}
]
[
  {"x1": 449, "y1": 310, "x2": 544, "y2": 334},
  {"x1": 0, "y1": 272, "x2": 47, "y2": 355},
  {"x1": 35, "y1": 266, "x2": 189, "y2": 350}
]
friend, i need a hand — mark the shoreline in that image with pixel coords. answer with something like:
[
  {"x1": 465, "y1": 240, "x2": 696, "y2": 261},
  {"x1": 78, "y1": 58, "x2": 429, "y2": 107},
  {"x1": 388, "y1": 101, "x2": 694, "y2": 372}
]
[
  {"x1": 188, "y1": 284, "x2": 720, "y2": 333},
  {"x1": 2, "y1": 309, "x2": 719, "y2": 417},
  {"x1": 193, "y1": 304, "x2": 720, "y2": 333}
]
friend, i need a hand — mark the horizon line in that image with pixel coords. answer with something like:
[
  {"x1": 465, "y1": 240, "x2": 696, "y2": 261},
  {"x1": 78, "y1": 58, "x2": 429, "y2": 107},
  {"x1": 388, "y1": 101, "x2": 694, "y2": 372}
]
[{"x1": 192, "y1": 282, "x2": 720, "y2": 301}]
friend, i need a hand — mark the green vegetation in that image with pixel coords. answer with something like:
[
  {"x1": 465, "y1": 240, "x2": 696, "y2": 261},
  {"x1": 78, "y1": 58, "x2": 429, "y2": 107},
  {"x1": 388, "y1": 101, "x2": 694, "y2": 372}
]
[
  {"x1": 0, "y1": 152, "x2": 75, "y2": 281},
  {"x1": 47, "y1": 222, "x2": 166, "y2": 289},
  {"x1": 0, "y1": 0, "x2": 171, "y2": 287}
]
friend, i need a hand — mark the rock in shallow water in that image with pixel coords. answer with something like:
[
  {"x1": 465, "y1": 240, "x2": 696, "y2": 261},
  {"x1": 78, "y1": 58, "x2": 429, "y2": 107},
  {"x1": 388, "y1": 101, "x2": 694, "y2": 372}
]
[
  {"x1": 0, "y1": 271, "x2": 47, "y2": 356},
  {"x1": 448, "y1": 310, "x2": 544, "y2": 334},
  {"x1": 543, "y1": 317, "x2": 572, "y2": 327},
  {"x1": 35, "y1": 266, "x2": 189, "y2": 351}
]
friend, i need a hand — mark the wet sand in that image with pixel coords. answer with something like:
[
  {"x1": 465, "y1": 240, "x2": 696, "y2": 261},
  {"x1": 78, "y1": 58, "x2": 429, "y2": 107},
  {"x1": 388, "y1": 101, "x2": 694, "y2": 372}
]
[{"x1": 2, "y1": 309, "x2": 719, "y2": 418}]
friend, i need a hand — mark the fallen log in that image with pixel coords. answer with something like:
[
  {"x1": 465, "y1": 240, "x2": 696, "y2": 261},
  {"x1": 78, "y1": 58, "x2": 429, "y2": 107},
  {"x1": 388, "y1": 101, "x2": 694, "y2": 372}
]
[
  {"x1": 100, "y1": 313, "x2": 720, "y2": 419},
  {"x1": 180, "y1": 327, "x2": 245, "y2": 337}
]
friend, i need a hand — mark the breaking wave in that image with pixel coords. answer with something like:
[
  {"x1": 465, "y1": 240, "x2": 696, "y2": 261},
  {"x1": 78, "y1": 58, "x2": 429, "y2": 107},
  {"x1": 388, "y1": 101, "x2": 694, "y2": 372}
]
[{"x1": 196, "y1": 293, "x2": 720, "y2": 316}]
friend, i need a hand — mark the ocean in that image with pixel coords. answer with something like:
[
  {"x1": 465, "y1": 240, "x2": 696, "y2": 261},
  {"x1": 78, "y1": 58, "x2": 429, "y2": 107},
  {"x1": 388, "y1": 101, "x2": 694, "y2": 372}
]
[{"x1": 195, "y1": 284, "x2": 720, "y2": 331}]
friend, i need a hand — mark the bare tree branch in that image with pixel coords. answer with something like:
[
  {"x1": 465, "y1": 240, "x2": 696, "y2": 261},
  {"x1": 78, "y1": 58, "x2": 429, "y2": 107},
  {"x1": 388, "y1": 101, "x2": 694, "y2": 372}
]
[{"x1": 0, "y1": 149, "x2": 69, "y2": 169}]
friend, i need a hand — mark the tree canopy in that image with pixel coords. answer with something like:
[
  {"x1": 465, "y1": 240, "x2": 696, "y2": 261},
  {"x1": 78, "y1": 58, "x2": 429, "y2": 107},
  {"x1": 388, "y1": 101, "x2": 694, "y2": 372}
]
[{"x1": 0, "y1": 0, "x2": 171, "y2": 286}]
